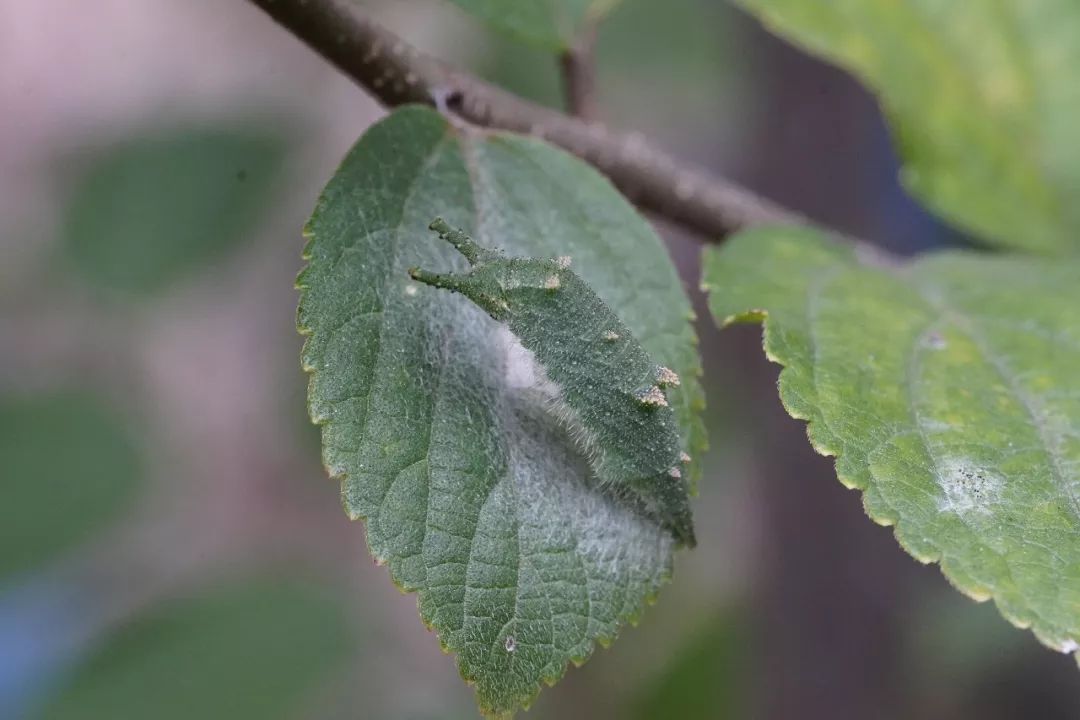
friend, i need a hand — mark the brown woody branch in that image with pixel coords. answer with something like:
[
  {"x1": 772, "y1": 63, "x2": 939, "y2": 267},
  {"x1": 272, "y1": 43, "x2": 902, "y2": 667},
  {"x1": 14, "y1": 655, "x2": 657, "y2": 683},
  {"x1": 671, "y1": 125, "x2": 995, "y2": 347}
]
[
  {"x1": 559, "y1": 23, "x2": 599, "y2": 120},
  {"x1": 245, "y1": 0, "x2": 811, "y2": 241}
]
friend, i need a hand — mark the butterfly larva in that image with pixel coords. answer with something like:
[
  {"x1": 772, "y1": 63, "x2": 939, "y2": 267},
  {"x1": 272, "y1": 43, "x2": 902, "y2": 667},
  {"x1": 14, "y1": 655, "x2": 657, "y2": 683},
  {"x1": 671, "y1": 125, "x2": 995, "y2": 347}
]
[{"x1": 410, "y1": 219, "x2": 696, "y2": 546}]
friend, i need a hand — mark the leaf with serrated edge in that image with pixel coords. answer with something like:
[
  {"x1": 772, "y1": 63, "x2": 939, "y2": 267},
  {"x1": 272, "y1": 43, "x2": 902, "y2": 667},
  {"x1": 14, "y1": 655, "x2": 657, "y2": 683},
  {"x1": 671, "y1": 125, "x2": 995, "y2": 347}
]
[
  {"x1": 298, "y1": 105, "x2": 704, "y2": 716},
  {"x1": 703, "y1": 227, "x2": 1080, "y2": 660},
  {"x1": 448, "y1": 0, "x2": 623, "y2": 51},
  {"x1": 736, "y1": 0, "x2": 1080, "y2": 254}
]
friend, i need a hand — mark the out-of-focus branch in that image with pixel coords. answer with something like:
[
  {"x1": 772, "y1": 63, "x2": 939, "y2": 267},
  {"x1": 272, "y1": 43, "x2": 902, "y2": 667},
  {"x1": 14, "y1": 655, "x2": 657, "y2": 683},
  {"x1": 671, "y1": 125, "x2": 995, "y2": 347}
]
[
  {"x1": 245, "y1": 0, "x2": 813, "y2": 241},
  {"x1": 559, "y1": 24, "x2": 599, "y2": 120}
]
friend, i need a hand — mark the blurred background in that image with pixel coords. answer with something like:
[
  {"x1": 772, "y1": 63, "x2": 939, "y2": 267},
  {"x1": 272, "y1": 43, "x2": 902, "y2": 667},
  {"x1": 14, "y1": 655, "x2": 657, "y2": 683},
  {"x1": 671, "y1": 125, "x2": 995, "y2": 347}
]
[{"x1": 2, "y1": 1, "x2": 1079, "y2": 718}]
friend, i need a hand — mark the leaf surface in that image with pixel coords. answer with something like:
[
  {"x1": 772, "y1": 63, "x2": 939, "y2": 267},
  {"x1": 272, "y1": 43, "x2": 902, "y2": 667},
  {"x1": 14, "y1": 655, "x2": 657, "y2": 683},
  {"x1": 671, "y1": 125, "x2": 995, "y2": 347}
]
[
  {"x1": 736, "y1": 0, "x2": 1080, "y2": 254},
  {"x1": 298, "y1": 105, "x2": 703, "y2": 715},
  {"x1": 447, "y1": 0, "x2": 622, "y2": 50},
  {"x1": 703, "y1": 228, "x2": 1080, "y2": 656}
]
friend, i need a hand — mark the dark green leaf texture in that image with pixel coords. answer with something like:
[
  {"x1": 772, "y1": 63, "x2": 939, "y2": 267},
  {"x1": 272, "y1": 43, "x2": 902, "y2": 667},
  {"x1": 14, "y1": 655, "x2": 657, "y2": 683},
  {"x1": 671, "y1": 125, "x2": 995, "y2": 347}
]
[
  {"x1": 34, "y1": 580, "x2": 351, "y2": 720},
  {"x1": 447, "y1": 0, "x2": 623, "y2": 50},
  {"x1": 703, "y1": 228, "x2": 1080, "y2": 658},
  {"x1": 298, "y1": 106, "x2": 704, "y2": 715},
  {"x1": 736, "y1": 0, "x2": 1080, "y2": 254}
]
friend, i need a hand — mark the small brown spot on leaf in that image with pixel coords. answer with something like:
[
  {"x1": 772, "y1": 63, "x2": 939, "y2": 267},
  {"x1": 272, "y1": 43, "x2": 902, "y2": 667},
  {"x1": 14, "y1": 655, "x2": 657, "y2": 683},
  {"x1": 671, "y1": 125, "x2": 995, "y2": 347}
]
[
  {"x1": 656, "y1": 366, "x2": 680, "y2": 387},
  {"x1": 635, "y1": 386, "x2": 668, "y2": 407}
]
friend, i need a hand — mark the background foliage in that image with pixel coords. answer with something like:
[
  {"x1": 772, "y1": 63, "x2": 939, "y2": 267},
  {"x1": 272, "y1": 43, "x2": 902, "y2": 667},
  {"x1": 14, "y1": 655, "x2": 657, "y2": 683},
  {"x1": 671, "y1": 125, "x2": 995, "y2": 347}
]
[{"x1": 736, "y1": 0, "x2": 1080, "y2": 254}]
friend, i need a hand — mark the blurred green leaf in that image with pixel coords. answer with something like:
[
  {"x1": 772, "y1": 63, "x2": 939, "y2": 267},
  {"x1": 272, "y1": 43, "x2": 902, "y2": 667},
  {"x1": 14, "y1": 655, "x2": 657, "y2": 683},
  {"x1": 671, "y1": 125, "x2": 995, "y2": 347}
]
[
  {"x1": 298, "y1": 105, "x2": 704, "y2": 716},
  {"x1": 447, "y1": 0, "x2": 623, "y2": 50},
  {"x1": 33, "y1": 579, "x2": 351, "y2": 720},
  {"x1": 596, "y1": 0, "x2": 739, "y2": 139},
  {"x1": 61, "y1": 127, "x2": 288, "y2": 294},
  {"x1": 908, "y1": 588, "x2": 1028, "y2": 688},
  {"x1": 631, "y1": 612, "x2": 749, "y2": 720},
  {"x1": 476, "y1": 0, "x2": 739, "y2": 133},
  {"x1": 0, "y1": 392, "x2": 140, "y2": 586},
  {"x1": 736, "y1": 0, "x2": 1080, "y2": 254},
  {"x1": 703, "y1": 227, "x2": 1080, "y2": 662},
  {"x1": 478, "y1": 32, "x2": 563, "y2": 108}
]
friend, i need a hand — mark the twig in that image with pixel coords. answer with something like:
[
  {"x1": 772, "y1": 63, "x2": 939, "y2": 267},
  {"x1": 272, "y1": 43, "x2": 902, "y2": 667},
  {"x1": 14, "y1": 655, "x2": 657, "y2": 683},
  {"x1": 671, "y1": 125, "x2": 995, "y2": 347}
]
[
  {"x1": 245, "y1": 0, "x2": 811, "y2": 240},
  {"x1": 559, "y1": 23, "x2": 598, "y2": 120}
]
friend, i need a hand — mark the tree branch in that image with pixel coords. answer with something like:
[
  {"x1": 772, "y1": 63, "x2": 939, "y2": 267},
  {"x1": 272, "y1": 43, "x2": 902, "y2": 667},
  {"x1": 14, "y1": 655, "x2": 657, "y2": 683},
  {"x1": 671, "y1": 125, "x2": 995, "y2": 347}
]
[
  {"x1": 559, "y1": 24, "x2": 599, "y2": 120},
  {"x1": 245, "y1": 0, "x2": 811, "y2": 240}
]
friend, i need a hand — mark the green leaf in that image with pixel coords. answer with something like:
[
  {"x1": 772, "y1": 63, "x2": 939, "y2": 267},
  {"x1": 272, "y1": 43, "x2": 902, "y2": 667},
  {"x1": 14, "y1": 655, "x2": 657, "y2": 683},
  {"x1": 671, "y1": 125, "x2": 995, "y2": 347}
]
[
  {"x1": 33, "y1": 579, "x2": 351, "y2": 720},
  {"x1": 62, "y1": 126, "x2": 288, "y2": 294},
  {"x1": 631, "y1": 611, "x2": 749, "y2": 720},
  {"x1": 735, "y1": 0, "x2": 1080, "y2": 254},
  {"x1": 298, "y1": 105, "x2": 704, "y2": 715},
  {"x1": 0, "y1": 392, "x2": 141, "y2": 586},
  {"x1": 447, "y1": 0, "x2": 623, "y2": 50},
  {"x1": 702, "y1": 228, "x2": 1080, "y2": 657}
]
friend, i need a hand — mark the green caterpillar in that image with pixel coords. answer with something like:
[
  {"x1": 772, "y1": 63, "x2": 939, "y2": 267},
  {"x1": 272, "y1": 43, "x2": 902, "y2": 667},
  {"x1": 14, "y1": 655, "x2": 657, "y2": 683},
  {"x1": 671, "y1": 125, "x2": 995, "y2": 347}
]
[{"x1": 410, "y1": 219, "x2": 696, "y2": 547}]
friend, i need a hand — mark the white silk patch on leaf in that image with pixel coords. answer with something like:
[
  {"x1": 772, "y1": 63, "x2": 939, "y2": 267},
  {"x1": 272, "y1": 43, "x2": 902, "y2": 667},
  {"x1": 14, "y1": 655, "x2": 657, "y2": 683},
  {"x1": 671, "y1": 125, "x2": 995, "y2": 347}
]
[{"x1": 936, "y1": 459, "x2": 1004, "y2": 516}]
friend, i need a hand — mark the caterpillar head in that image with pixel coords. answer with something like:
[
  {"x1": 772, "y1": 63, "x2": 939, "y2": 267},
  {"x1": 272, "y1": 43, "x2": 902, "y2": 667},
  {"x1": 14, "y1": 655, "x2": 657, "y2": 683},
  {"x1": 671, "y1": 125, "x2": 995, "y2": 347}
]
[{"x1": 409, "y1": 218, "x2": 565, "y2": 321}]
